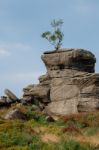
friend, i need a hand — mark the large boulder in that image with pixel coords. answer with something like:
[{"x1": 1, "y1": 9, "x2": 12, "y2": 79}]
[
  {"x1": 42, "y1": 49, "x2": 96, "y2": 76},
  {"x1": 46, "y1": 98, "x2": 78, "y2": 115},
  {"x1": 50, "y1": 78, "x2": 79, "y2": 102}
]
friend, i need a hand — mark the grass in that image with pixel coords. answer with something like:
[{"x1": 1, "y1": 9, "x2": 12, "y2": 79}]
[{"x1": 0, "y1": 105, "x2": 99, "y2": 149}]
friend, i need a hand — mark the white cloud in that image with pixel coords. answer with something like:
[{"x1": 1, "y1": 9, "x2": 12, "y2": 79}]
[{"x1": 0, "y1": 48, "x2": 11, "y2": 57}]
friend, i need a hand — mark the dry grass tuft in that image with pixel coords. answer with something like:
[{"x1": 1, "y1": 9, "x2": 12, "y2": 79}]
[{"x1": 41, "y1": 133, "x2": 60, "y2": 143}]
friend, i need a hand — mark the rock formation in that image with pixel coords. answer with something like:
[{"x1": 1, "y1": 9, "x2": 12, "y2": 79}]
[
  {"x1": 21, "y1": 48, "x2": 99, "y2": 115},
  {"x1": 1, "y1": 48, "x2": 99, "y2": 116},
  {"x1": 0, "y1": 89, "x2": 19, "y2": 107}
]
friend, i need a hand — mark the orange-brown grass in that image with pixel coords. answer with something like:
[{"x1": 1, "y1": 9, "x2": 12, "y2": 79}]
[
  {"x1": 61, "y1": 111, "x2": 99, "y2": 147},
  {"x1": 72, "y1": 134, "x2": 99, "y2": 147},
  {"x1": 41, "y1": 133, "x2": 60, "y2": 143},
  {"x1": 0, "y1": 119, "x2": 35, "y2": 137},
  {"x1": 0, "y1": 107, "x2": 10, "y2": 117},
  {"x1": 63, "y1": 124, "x2": 81, "y2": 134},
  {"x1": 62, "y1": 111, "x2": 99, "y2": 127},
  {"x1": 1, "y1": 105, "x2": 99, "y2": 149},
  {"x1": 0, "y1": 104, "x2": 27, "y2": 119}
]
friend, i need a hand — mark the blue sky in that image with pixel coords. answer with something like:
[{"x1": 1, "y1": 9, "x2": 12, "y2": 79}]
[{"x1": 0, "y1": 0, "x2": 99, "y2": 97}]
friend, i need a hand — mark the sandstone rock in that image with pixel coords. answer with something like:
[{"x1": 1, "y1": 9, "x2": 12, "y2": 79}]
[
  {"x1": 42, "y1": 49, "x2": 96, "y2": 74},
  {"x1": 46, "y1": 98, "x2": 78, "y2": 115},
  {"x1": 4, "y1": 89, "x2": 18, "y2": 102},
  {"x1": 21, "y1": 48, "x2": 99, "y2": 115},
  {"x1": 0, "y1": 95, "x2": 17, "y2": 107},
  {"x1": 29, "y1": 85, "x2": 49, "y2": 99},
  {"x1": 50, "y1": 78, "x2": 79, "y2": 102},
  {"x1": 23, "y1": 84, "x2": 34, "y2": 93},
  {"x1": 77, "y1": 98, "x2": 99, "y2": 112},
  {"x1": 21, "y1": 95, "x2": 34, "y2": 105},
  {"x1": 39, "y1": 74, "x2": 51, "y2": 85},
  {"x1": 77, "y1": 74, "x2": 99, "y2": 112},
  {"x1": 0, "y1": 96, "x2": 7, "y2": 106},
  {"x1": 22, "y1": 84, "x2": 50, "y2": 104},
  {"x1": 4, "y1": 109, "x2": 26, "y2": 120}
]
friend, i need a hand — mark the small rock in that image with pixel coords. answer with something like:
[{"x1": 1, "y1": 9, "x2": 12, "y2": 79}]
[
  {"x1": 4, "y1": 109, "x2": 27, "y2": 120},
  {"x1": 45, "y1": 115, "x2": 55, "y2": 122}
]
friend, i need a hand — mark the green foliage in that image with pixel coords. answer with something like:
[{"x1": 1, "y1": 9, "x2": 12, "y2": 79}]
[
  {"x1": 59, "y1": 139, "x2": 92, "y2": 150},
  {"x1": 64, "y1": 112, "x2": 99, "y2": 129},
  {"x1": 53, "y1": 119, "x2": 65, "y2": 127},
  {"x1": 41, "y1": 19, "x2": 64, "y2": 50},
  {"x1": 0, "y1": 107, "x2": 99, "y2": 150},
  {"x1": 25, "y1": 106, "x2": 65, "y2": 127},
  {"x1": 0, "y1": 126, "x2": 42, "y2": 149},
  {"x1": 25, "y1": 106, "x2": 46, "y2": 123},
  {"x1": 25, "y1": 106, "x2": 39, "y2": 119},
  {"x1": 84, "y1": 127, "x2": 99, "y2": 136},
  {"x1": 0, "y1": 130, "x2": 33, "y2": 147},
  {"x1": 29, "y1": 139, "x2": 94, "y2": 150}
]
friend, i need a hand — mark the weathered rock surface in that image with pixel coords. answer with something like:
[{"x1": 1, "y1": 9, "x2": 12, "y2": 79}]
[
  {"x1": 0, "y1": 89, "x2": 20, "y2": 108},
  {"x1": 22, "y1": 48, "x2": 99, "y2": 115},
  {"x1": 22, "y1": 83, "x2": 50, "y2": 106},
  {"x1": 5, "y1": 89, "x2": 19, "y2": 102},
  {"x1": 0, "y1": 96, "x2": 8, "y2": 106},
  {"x1": 4, "y1": 109, "x2": 26, "y2": 120},
  {"x1": 42, "y1": 49, "x2": 96, "y2": 76}
]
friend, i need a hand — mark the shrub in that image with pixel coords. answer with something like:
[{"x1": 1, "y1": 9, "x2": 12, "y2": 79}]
[{"x1": 41, "y1": 19, "x2": 64, "y2": 50}]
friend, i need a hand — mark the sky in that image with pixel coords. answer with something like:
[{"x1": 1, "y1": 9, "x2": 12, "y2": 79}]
[{"x1": 0, "y1": 0, "x2": 99, "y2": 97}]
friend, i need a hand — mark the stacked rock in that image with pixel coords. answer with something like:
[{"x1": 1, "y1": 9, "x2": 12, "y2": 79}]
[
  {"x1": 22, "y1": 49, "x2": 99, "y2": 115},
  {"x1": 21, "y1": 68, "x2": 51, "y2": 108},
  {"x1": 0, "y1": 89, "x2": 19, "y2": 107}
]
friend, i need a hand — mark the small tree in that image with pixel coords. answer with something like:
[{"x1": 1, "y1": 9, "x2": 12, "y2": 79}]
[{"x1": 41, "y1": 19, "x2": 64, "y2": 50}]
